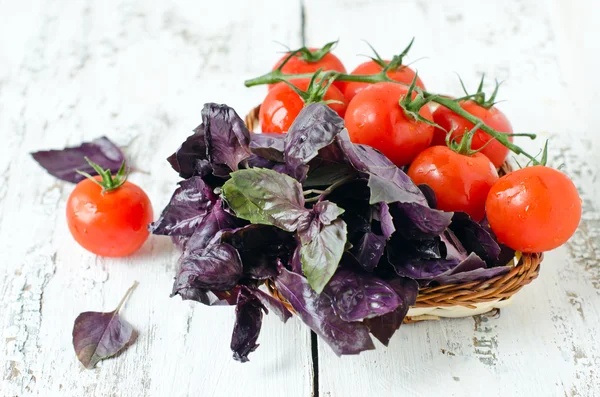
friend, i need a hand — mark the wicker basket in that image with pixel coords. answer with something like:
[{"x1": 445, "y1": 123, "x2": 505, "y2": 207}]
[{"x1": 245, "y1": 105, "x2": 542, "y2": 322}]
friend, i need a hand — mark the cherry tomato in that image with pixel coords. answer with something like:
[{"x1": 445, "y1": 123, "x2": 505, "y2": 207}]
[
  {"x1": 431, "y1": 101, "x2": 513, "y2": 168},
  {"x1": 66, "y1": 176, "x2": 153, "y2": 257},
  {"x1": 344, "y1": 82, "x2": 434, "y2": 167},
  {"x1": 343, "y1": 61, "x2": 425, "y2": 102},
  {"x1": 270, "y1": 49, "x2": 346, "y2": 91},
  {"x1": 259, "y1": 79, "x2": 347, "y2": 134},
  {"x1": 485, "y1": 166, "x2": 581, "y2": 253},
  {"x1": 408, "y1": 146, "x2": 498, "y2": 221}
]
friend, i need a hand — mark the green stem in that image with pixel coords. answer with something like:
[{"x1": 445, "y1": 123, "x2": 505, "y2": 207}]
[{"x1": 305, "y1": 175, "x2": 354, "y2": 203}]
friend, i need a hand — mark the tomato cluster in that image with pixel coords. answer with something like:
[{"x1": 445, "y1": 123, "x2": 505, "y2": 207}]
[{"x1": 256, "y1": 42, "x2": 581, "y2": 253}]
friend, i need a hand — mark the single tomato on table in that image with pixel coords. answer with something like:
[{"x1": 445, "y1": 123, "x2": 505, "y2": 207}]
[
  {"x1": 431, "y1": 100, "x2": 513, "y2": 168},
  {"x1": 408, "y1": 145, "x2": 499, "y2": 221},
  {"x1": 270, "y1": 43, "x2": 346, "y2": 91},
  {"x1": 344, "y1": 82, "x2": 434, "y2": 167},
  {"x1": 66, "y1": 161, "x2": 153, "y2": 257},
  {"x1": 259, "y1": 79, "x2": 347, "y2": 134},
  {"x1": 485, "y1": 165, "x2": 581, "y2": 253}
]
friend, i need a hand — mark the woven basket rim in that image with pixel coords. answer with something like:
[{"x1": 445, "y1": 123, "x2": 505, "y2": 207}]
[{"x1": 245, "y1": 104, "x2": 542, "y2": 313}]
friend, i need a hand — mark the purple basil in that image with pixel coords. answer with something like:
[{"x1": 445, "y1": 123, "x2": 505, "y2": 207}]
[
  {"x1": 249, "y1": 133, "x2": 285, "y2": 162},
  {"x1": 231, "y1": 287, "x2": 266, "y2": 362},
  {"x1": 167, "y1": 124, "x2": 207, "y2": 179},
  {"x1": 32, "y1": 136, "x2": 124, "y2": 183}
]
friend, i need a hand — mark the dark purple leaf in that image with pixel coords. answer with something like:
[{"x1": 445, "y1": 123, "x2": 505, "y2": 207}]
[
  {"x1": 231, "y1": 287, "x2": 266, "y2": 362},
  {"x1": 350, "y1": 232, "x2": 386, "y2": 272},
  {"x1": 221, "y1": 225, "x2": 296, "y2": 280},
  {"x1": 373, "y1": 202, "x2": 395, "y2": 240},
  {"x1": 221, "y1": 168, "x2": 308, "y2": 232},
  {"x1": 245, "y1": 286, "x2": 292, "y2": 323},
  {"x1": 440, "y1": 229, "x2": 468, "y2": 261},
  {"x1": 325, "y1": 268, "x2": 402, "y2": 322},
  {"x1": 202, "y1": 103, "x2": 252, "y2": 177},
  {"x1": 297, "y1": 201, "x2": 344, "y2": 245},
  {"x1": 290, "y1": 243, "x2": 302, "y2": 273},
  {"x1": 480, "y1": 217, "x2": 517, "y2": 266},
  {"x1": 245, "y1": 154, "x2": 276, "y2": 169},
  {"x1": 149, "y1": 177, "x2": 216, "y2": 236},
  {"x1": 391, "y1": 202, "x2": 453, "y2": 238},
  {"x1": 72, "y1": 282, "x2": 138, "y2": 369},
  {"x1": 171, "y1": 235, "x2": 190, "y2": 251},
  {"x1": 284, "y1": 103, "x2": 345, "y2": 181},
  {"x1": 433, "y1": 264, "x2": 510, "y2": 285},
  {"x1": 275, "y1": 267, "x2": 375, "y2": 356},
  {"x1": 176, "y1": 286, "x2": 240, "y2": 306},
  {"x1": 417, "y1": 184, "x2": 438, "y2": 208},
  {"x1": 450, "y1": 212, "x2": 501, "y2": 263},
  {"x1": 301, "y1": 218, "x2": 347, "y2": 293},
  {"x1": 32, "y1": 137, "x2": 124, "y2": 183},
  {"x1": 364, "y1": 278, "x2": 419, "y2": 346},
  {"x1": 249, "y1": 133, "x2": 285, "y2": 162},
  {"x1": 304, "y1": 163, "x2": 356, "y2": 188},
  {"x1": 184, "y1": 200, "x2": 240, "y2": 253},
  {"x1": 172, "y1": 243, "x2": 243, "y2": 294},
  {"x1": 167, "y1": 124, "x2": 207, "y2": 178}
]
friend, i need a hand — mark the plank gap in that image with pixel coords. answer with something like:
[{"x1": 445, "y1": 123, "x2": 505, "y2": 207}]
[{"x1": 310, "y1": 331, "x2": 319, "y2": 397}]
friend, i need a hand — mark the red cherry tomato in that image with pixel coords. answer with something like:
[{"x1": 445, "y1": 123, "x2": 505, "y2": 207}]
[
  {"x1": 343, "y1": 60, "x2": 425, "y2": 102},
  {"x1": 344, "y1": 82, "x2": 434, "y2": 167},
  {"x1": 270, "y1": 49, "x2": 346, "y2": 91},
  {"x1": 66, "y1": 176, "x2": 153, "y2": 257},
  {"x1": 485, "y1": 166, "x2": 581, "y2": 253},
  {"x1": 259, "y1": 79, "x2": 347, "y2": 134},
  {"x1": 408, "y1": 146, "x2": 499, "y2": 221},
  {"x1": 431, "y1": 101, "x2": 513, "y2": 168}
]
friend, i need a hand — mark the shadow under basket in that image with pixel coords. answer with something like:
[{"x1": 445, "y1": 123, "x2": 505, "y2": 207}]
[{"x1": 245, "y1": 105, "x2": 543, "y2": 322}]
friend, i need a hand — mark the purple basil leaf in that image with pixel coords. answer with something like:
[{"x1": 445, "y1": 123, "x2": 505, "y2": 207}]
[
  {"x1": 176, "y1": 286, "x2": 239, "y2": 306},
  {"x1": 244, "y1": 286, "x2": 292, "y2": 323},
  {"x1": 480, "y1": 217, "x2": 517, "y2": 266},
  {"x1": 202, "y1": 103, "x2": 252, "y2": 177},
  {"x1": 297, "y1": 201, "x2": 345, "y2": 245},
  {"x1": 249, "y1": 133, "x2": 285, "y2": 162},
  {"x1": 171, "y1": 235, "x2": 190, "y2": 251},
  {"x1": 149, "y1": 177, "x2": 216, "y2": 236},
  {"x1": 391, "y1": 202, "x2": 453, "y2": 239},
  {"x1": 290, "y1": 243, "x2": 302, "y2": 273},
  {"x1": 172, "y1": 243, "x2": 243, "y2": 294},
  {"x1": 72, "y1": 282, "x2": 137, "y2": 369},
  {"x1": 167, "y1": 124, "x2": 207, "y2": 178},
  {"x1": 440, "y1": 229, "x2": 468, "y2": 261},
  {"x1": 450, "y1": 212, "x2": 501, "y2": 263},
  {"x1": 221, "y1": 168, "x2": 308, "y2": 232},
  {"x1": 364, "y1": 277, "x2": 419, "y2": 346},
  {"x1": 184, "y1": 200, "x2": 240, "y2": 253},
  {"x1": 231, "y1": 287, "x2": 266, "y2": 362},
  {"x1": 301, "y1": 218, "x2": 347, "y2": 293},
  {"x1": 417, "y1": 184, "x2": 438, "y2": 208},
  {"x1": 325, "y1": 268, "x2": 402, "y2": 322},
  {"x1": 32, "y1": 136, "x2": 124, "y2": 183},
  {"x1": 433, "y1": 264, "x2": 510, "y2": 285},
  {"x1": 350, "y1": 232, "x2": 386, "y2": 272},
  {"x1": 373, "y1": 202, "x2": 395, "y2": 240},
  {"x1": 275, "y1": 267, "x2": 375, "y2": 356},
  {"x1": 245, "y1": 154, "x2": 276, "y2": 169},
  {"x1": 284, "y1": 103, "x2": 345, "y2": 182},
  {"x1": 221, "y1": 225, "x2": 296, "y2": 280},
  {"x1": 304, "y1": 163, "x2": 356, "y2": 188}
]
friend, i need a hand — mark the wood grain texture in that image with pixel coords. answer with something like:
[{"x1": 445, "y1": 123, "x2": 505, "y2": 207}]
[
  {"x1": 0, "y1": 1, "x2": 312, "y2": 396},
  {"x1": 304, "y1": 1, "x2": 600, "y2": 396},
  {"x1": 1, "y1": 0, "x2": 599, "y2": 396}
]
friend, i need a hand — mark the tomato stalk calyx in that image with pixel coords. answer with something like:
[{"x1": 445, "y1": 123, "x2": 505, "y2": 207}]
[
  {"x1": 398, "y1": 73, "x2": 442, "y2": 128},
  {"x1": 447, "y1": 122, "x2": 490, "y2": 156},
  {"x1": 281, "y1": 69, "x2": 343, "y2": 106},
  {"x1": 364, "y1": 37, "x2": 414, "y2": 70},
  {"x1": 457, "y1": 74, "x2": 502, "y2": 109},
  {"x1": 286, "y1": 40, "x2": 338, "y2": 64},
  {"x1": 77, "y1": 157, "x2": 128, "y2": 193}
]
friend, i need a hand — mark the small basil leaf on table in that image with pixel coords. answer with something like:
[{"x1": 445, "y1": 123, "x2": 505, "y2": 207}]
[
  {"x1": 32, "y1": 136, "x2": 124, "y2": 183},
  {"x1": 72, "y1": 281, "x2": 139, "y2": 369},
  {"x1": 221, "y1": 168, "x2": 307, "y2": 232}
]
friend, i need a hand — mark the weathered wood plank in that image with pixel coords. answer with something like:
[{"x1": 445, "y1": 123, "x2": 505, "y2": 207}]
[
  {"x1": 0, "y1": 1, "x2": 312, "y2": 396},
  {"x1": 304, "y1": 1, "x2": 600, "y2": 396}
]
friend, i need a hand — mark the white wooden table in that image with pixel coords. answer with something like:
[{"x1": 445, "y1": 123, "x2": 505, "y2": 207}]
[{"x1": 1, "y1": 1, "x2": 599, "y2": 396}]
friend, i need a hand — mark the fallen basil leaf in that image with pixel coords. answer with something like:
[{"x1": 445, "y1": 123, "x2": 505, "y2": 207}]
[
  {"x1": 167, "y1": 124, "x2": 207, "y2": 178},
  {"x1": 275, "y1": 267, "x2": 375, "y2": 356},
  {"x1": 149, "y1": 177, "x2": 216, "y2": 236},
  {"x1": 221, "y1": 168, "x2": 308, "y2": 232},
  {"x1": 301, "y1": 218, "x2": 347, "y2": 293},
  {"x1": 231, "y1": 287, "x2": 266, "y2": 362},
  {"x1": 326, "y1": 267, "x2": 402, "y2": 322},
  {"x1": 364, "y1": 277, "x2": 419, "y2": 346},
  {"x1": 72, "y1": 281, "x2": 138, "y2": 369},
  {"x1": 172, "y1": 243, "x2": 243, "y2": 294},
  {"x1": 202, "y1": 103, "x2": 252, "y2": 177},
  {"x1": 284, "y1": 103, "x2": 345, "y2": 181},
  {"x1": 32, "y1": 137, "x2": 125, "y2": 183}
]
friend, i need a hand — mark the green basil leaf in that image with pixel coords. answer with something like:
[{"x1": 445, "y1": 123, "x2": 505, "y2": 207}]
[
  {"x1": 301, "y1": 219, "x2": 347, "y2": 293},
  {"x1": 222, "y1": 168, "x2": 307, "y2": 232}
]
